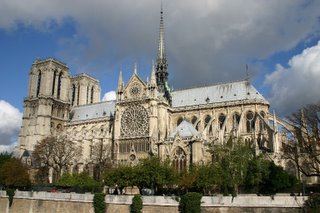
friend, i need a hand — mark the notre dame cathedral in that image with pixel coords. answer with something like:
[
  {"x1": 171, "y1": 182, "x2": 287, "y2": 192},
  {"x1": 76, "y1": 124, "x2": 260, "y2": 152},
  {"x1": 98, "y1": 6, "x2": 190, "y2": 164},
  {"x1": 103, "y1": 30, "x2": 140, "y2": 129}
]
[{"x1": 17, "y1": 8, "x2": 294, "y2": 178}]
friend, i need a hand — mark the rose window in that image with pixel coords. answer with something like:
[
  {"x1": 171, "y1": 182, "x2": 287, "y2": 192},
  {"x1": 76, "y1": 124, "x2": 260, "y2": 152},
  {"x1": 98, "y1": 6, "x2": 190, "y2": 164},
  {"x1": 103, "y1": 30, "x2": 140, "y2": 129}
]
[{"x1": 120, "y1": 105, "x2": 149, "y2": 137}]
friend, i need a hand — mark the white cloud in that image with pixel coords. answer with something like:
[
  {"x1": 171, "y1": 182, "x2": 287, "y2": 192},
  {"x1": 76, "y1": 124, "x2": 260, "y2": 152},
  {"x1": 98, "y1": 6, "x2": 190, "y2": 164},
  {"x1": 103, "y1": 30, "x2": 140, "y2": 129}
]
[
  {"x1": 265, "y1": 41, "x2": 320, "y2": 115},
  {"x1": 102, "y1": 91, "x2": 116, "y2": 101},
  {"x1": 0, "y1": 100, "x2": 22, "y2": 150}
]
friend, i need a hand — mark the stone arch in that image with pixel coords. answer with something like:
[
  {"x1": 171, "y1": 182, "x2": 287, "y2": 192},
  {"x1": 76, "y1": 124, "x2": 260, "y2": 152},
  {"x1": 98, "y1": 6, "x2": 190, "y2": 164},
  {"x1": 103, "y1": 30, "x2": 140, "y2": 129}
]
[{"x1": 218, "y1": 113, "x2": 226, "y2": 130}]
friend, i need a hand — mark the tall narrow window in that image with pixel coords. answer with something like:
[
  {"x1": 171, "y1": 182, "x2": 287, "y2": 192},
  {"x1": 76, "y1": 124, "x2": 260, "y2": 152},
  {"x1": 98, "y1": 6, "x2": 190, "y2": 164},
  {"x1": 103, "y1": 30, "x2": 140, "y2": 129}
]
[
  {"x1": 57, "y1": 73, "x2": 62, "y2": 99},
  {"x1": 204, "y1": 115, "x2": 211, "y2": 129},
  {"x1": 77, "y1": 84, "x2": 80, "y2": 105},
  {"x1": 86, "y1": 85, "x2": 89, "y2": 104},
  {"x1": 233, "y1": 113, "x2": 241, "y2": 130},
  {"x1": 246, "y1": 111, "x2": 255, "y2": 133},
  {"x1": 71, "y1": 84, "x2": 76, "y2": 106},
  {"x1": 52, "y1": 70, "x2": 57, "y2": 96},
  {"x1": 172, "y1": 147, "x2": 186, "y2": 172},
  {"x1": 177, "y1": 117, "x2": 183, "y2": 126},
  {"x1": 218, "y1": 114, "x2": 226, "y2": 130},
  {"x1": 91, "y1": 86, "x2": 94, "y2": 103},
  {"x1": 36, "y1": 71, "x2": 42, "y2": 97}
]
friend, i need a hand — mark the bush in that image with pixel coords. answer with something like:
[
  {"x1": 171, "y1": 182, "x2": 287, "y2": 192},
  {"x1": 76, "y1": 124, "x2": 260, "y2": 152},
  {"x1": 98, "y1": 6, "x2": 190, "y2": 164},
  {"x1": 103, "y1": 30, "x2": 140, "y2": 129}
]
[
  {"x1": 6, "y1": 188, "x2": 15, "y2": 207},
  {"x1": 179, "y1": 192, "x2": 202, "y2": 213},
  {"x1": 304, "y1": 193, "x2": 320, "y2": 213},
  {"x1": 131, "y1": 194, "x2": 143, "y2": 213},
  {"x1": 93, "y1": 193, "x2": 105, "y2": 213}
]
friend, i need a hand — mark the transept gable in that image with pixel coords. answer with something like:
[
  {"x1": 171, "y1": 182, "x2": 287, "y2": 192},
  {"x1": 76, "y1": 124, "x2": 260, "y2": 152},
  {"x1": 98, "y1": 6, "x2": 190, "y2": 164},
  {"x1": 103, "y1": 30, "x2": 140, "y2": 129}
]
[{"x1": 123, "y1": 73, "x2": 147, "y2": 100}]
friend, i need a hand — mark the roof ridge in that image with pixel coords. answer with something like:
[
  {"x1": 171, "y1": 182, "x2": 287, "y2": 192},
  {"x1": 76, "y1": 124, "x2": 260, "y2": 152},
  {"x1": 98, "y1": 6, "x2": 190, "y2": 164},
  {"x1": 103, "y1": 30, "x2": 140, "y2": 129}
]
[
  {"x1": 73, "y1": 100, "x2": 116, "y2": 109},
  {"x1": 172, "y1": 79, "x2": 248, "y2": 92}
]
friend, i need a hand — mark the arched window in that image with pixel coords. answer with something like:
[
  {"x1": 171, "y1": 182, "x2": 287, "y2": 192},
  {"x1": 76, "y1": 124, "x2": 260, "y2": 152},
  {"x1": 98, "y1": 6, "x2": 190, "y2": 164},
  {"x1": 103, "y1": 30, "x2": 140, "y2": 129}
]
[
  {"x1": 177, "y1": 117, "x2": 183, "y2": 126},
  {"x1": 172, "y1": 147, "x2": 186, "y2": 172},
  {"x1": 246, "y1": 111, "x2": 255, "y2": 133},
  {"x1": 204, "y1": 115, "x2": 211, "y2": 128},
  {"x1": 71, "y1": 84, "x2": 76, "y2": 106},
  {"x1": 36, "y1": 71, "x2": 42, "y2": 97},
  {"x1": 52, "y1": 70, "x2": 57, "y2": 96},
  {"x1": 218, "y1": 114, "x2": 226, "y2": 130},
  {"x1": 233, "y1": 113, "x2": 241, "y2": 130},
  {"x1": 57, "y1": 72, "x2": 62, "y2": 99},
  {"x1": 91, "y1": 86, "x2": 94, "y2": 103},
  {"x1": 191, "y1": 116, "x2": 197, "y2": 124},
  {"x1": 259, "y1": 111, "x2": 266, "y2": 131}
]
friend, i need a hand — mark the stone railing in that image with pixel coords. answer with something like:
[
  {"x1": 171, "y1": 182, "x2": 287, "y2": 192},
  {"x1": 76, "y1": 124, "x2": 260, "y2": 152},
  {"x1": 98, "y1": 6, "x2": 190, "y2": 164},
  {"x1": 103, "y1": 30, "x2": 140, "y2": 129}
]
[
  {"x1": 105, "y1": 194, "x2": 307, "y2": 208},
  {"x1": 0, "y1": 190, "x2": 93, "y2": 202},
  {"x1": 0, "y1": 191, "x2": 307, "y2": 208}
]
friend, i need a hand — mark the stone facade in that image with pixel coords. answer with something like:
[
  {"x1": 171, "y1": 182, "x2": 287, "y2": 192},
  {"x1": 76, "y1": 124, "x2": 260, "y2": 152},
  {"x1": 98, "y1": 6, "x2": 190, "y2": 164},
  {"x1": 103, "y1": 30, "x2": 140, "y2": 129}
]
[{"x1": 16, "y1": 8, "x2": 297, "y2": 179}]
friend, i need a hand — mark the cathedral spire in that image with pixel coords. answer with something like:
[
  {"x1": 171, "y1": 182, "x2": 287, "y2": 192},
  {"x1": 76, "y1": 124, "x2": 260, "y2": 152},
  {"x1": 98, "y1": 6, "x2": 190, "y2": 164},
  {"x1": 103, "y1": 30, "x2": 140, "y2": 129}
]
[{"x1": 156, "y1": 4, "x2": 168, "y2": 93}]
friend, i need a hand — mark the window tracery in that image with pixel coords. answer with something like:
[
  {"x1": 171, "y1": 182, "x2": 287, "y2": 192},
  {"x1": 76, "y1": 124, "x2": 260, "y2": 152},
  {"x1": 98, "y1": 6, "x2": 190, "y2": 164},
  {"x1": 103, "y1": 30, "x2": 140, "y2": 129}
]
[{"x1": 120, "y1": 105, "x2": 149, "y2": 137}]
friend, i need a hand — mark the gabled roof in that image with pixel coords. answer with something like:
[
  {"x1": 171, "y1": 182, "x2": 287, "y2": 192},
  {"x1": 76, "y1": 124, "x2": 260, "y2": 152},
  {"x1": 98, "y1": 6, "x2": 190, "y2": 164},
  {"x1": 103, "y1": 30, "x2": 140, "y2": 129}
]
[
  {"x1": 169, "y1": 120, "x2": 200, "y2": 139},
  {"x1": 171, "y1": 80, "x2": 268, "y2": 108},
  {"x1": 70, "y1": 100, "x2": 115, "y2": 122}
]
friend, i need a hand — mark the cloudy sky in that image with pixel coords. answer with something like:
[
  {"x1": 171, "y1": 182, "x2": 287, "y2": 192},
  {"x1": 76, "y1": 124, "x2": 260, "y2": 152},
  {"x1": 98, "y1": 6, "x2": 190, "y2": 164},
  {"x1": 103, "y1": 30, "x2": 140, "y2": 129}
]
[{"x1": 0, "y1": 0, "x2": 320, "y2": 152}]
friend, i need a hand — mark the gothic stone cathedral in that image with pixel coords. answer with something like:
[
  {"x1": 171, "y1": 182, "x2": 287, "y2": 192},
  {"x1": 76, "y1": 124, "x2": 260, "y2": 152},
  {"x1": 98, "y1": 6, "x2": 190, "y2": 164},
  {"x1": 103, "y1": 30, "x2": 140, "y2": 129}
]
[{"x1": 17, "y1": 9, "x2": 293, "y2": 177}]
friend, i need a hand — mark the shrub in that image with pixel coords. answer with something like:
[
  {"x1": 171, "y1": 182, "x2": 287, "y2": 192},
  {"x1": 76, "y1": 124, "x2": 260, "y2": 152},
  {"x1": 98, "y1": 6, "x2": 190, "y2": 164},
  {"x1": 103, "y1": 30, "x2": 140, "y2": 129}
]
[
  {"x1": 131, "y1": 194, "x2": 143, "y2": 213},
  {"x1": 6, "y1": 188, "x2": 15, "y2": 207},
  {"x1": 93, "y1": 193, "x2": 105, "y2": 213},
  {"x1": 179, "y1": 192, "x2": 202, "y2": 213},
  {"x1": 304, "y1": 193, "x2": 320, "y2": 213}
]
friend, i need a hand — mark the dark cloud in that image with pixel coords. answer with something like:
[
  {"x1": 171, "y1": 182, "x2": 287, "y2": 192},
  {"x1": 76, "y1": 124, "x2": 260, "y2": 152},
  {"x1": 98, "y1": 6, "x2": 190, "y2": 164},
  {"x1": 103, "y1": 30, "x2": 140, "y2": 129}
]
[{"x1": 1, "y1": 0, "x2": 320, "y2": 113}]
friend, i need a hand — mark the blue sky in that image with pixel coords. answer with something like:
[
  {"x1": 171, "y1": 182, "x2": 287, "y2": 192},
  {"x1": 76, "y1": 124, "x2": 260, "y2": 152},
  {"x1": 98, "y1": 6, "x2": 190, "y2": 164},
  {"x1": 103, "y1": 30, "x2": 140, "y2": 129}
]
[{"x1": 0, "y1": 0, "x2": 320, "y2": 151}]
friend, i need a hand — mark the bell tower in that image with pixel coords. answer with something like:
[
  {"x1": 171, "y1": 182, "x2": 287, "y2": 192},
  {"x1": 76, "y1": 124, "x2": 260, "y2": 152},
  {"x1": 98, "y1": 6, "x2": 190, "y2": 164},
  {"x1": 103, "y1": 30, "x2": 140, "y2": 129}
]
[{"x1": 18, "y1": 58, "x2": 71, "y2": 156}]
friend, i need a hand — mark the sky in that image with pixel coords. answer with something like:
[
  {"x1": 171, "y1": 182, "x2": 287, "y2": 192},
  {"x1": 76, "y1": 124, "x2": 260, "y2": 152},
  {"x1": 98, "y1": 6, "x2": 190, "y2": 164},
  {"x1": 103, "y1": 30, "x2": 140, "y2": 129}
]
[{"x1": 0, "y1": 0, "x2": 320, "y2": 152}]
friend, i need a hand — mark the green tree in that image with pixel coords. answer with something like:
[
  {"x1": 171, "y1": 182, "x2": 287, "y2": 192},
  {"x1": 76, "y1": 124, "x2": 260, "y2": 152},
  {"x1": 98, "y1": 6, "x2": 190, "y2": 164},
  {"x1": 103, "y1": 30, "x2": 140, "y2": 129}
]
[
  {"x1": 56, "y1": 172, "x2": 101, "y2": 192},
  {"x1": 93, "y1": 193, "x2": 106, "y2": 213},
  {"x1": 178, "y1": 192, "x2": 202, "y2": 213},
  {"x1": 259, "y1": 162, "x2": 297, "y2": 194},
  {"x1": 0, "y1": 158, "x2": 31, "y2": 188},
  {"x1": 212, "y1": 138, "x2": 254, "y2": 195},
  {"x1": 193, "y1": 164, "x2": 218, "y2": 195},
  {"x1": 130, "y1": 194, "x2": 143, "y2": 213},
  {"x1": 133, "y1": 157, "x2": 176, "y2": 194},
  {"x1": 104, "y1": 165, "x2": 134, "y2": 194}
]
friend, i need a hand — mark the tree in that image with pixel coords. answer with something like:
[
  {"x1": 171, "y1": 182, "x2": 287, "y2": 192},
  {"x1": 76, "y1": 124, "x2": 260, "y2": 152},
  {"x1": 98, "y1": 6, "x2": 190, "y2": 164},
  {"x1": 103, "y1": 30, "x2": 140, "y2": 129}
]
[
  {"x1": 56, "y1": 172, "x2": 101, "y2": 192},
  {"x1": 259, "y1": 162, "x2": 297, "y2": 194},
  {"x1": 133, "y1": 157, "x2": 176, "y2": 194},
  {"x1": 212, "y1": 138, "x2": 254, "y2": 195},
  {"x1": 32, "y1": 135, "x2": 82, "y2": 182},
  {"x1": 282, "y1": 103, "x2": 320, "y2": 177},
  {"x1": 104, "y1": 165, "x2": 135, "y2": 194},
  {"x1": 0, "y1": 158, "x2": 30, "y2": 188},
  {"x1": 130, "y1": 194, "x2": 143, "y2": 213},
  {"x1": 91, "y1": 140, "x2": 112, "y2": 181},
  {"x1": 178, "y1": 192, "x2": 202, "y2": 213}
]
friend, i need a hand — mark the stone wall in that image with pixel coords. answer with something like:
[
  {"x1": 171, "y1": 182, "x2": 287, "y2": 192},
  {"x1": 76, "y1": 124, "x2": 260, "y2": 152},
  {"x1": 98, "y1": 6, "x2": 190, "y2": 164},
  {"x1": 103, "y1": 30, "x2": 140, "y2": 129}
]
[{"x1": 0, "y1": 191, "x2": 307, "y2": 213}]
